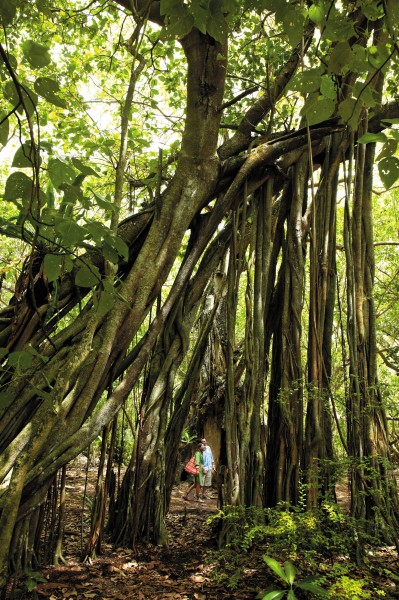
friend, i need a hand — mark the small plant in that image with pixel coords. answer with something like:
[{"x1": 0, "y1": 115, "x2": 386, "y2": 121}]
[
  {"x1": 261, "y1": 555, "x2": 329, "y2": 599},
  {"x1": 24, "y1": 569, "x2": 47, "y2": 592},
  {"x1": 180, "y1": 428, "x2": 197, "y2": 444}
]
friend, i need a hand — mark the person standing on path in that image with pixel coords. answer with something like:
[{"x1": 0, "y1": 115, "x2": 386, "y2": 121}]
[
  {"x1": 201, "y1": 437, "x2": 214, "y2": 499},
  {"x1": 183, "y1": 443, "x2": 205, "y2": 502}
]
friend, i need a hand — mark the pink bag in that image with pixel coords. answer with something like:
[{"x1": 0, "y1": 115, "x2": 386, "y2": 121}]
[{"x1": 184, "y1": 456, "x2": 197, "y2": 475}]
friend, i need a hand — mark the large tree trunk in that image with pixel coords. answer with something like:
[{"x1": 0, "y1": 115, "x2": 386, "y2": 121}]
[
  {"x1": 345, "y1": 124, "x2": 399, "y2": 551},
  {"x1": 304, "y1": 134, "x2": 342, "y2": 506},
  {"x1": 265, "y1": 155, "x2": 308, "y2": 507}
]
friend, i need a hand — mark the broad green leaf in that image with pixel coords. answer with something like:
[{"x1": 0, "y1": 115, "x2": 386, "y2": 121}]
[
  {"x1": 206, "y1": 14, "x2": 227, "y2": 42},
  {"x1": 0, "y1": 0, "x2": 17, "y2": 25},
  {"x1": 93, "y1": 290, "x2": 115, "y2": 316},
  {"x1": 4, "y1": 80, "x2": 38, "y2": 117},
  {"x1": 368, "y1": 43, "x2": 390, "y2": 70},
  {"x1": 103, "y1": 241, "x2": 119, "y2": 264},
  {"x1": 308, "y1": 3, "x2": 325, "y2": 26},
  {"x1": 34, "y1": 76, "x2": 67, "y2": 108},
  {"x1": 298, "y1": 580, "x2": 329, "y2": 598},
  {"x1": 284, "y1": 561, "x2": 296, "y2": 585},
  {"x1": 281, "y1": 6, "x2": 306, "y2": 47},
  {"x1": 361, "y1": 1, "x2": 384, "y2": 20},
  {"x1": 43, "y1": 253, "x2": 62, "y2": 282},
  {"x1": 75, "y1": 262, "x2": 101, "y2": 287},
  {"x1": 55, "y1": 220, "x2": 87, "y2": 245},
  {"x1": 164, "y1": 13, "x2": 195, "y2": 38},
  {"x1": 289, "y1": 68, "x2": 323, "y2": 93},
  {"x1": 191, "y1": 2, "x2": 208, "y2": 34},
  {"x1": 3, "y1": 172, "x2": 33, "y2": 201},
  {"x1": 112, "y1": 235, "x2": 129, "y2": 261},
  {"x1": 378, "y1": 156, "x2": 399, "y2": 189},
  {"x1": 91, "y1": 190, "x2": 117, "y2": 212},
  {"x1": 262, "y1": 591, "x2": 286, "y2": 600},
  {"x1": 72, "y1": 158, "x2": 99, "y2": 177},
  {"x1": 85, "y1": 221, "x2": 106, "y2": 244},
  {"x1": 357, "y1": 132, "x2": 387, "y2": 144},
  {"x1": 263, "y1": 556, "x2": 289, "y2": 584},
  {"x1": 8, "y1": 350, "x2": 33, "y2": 371},
  {"x1": 301, "y1": 96, "x2": 335, "y2": 126},
  {"x1": 48, "y1": 158, "x2": 77, "y2": 189},
  {"x1": 160, "y1": 0, "x2": 184, "y2": 16},
  {"x1": 320, "y1": 75, "x2": 336, "y2": 99},
  {"x1": 12, "y1": 143, "x2": 41, "y2": 168},
  {"x1": 0, "y1": 110, "x2": 9, "y2": 146},
  {"x1": 328, "y1": 41, "x2": 353, "y2": 75},
  {"x1": 338, "y1": 97, "x2": 362, "y2": 129},
  {"x1": 323, "y1": 15, "x2": 355, "y2": 41},
  {"x1": 22, "y1": 40, "x2": 51, "y2": 69},
  {"x1": 377, "y1": 139, "x2": 398, "y2": 161}
]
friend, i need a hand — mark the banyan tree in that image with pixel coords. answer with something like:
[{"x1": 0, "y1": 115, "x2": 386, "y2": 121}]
[{"x1": 1, "y1": 0, "x2": 399, "y2": 586}]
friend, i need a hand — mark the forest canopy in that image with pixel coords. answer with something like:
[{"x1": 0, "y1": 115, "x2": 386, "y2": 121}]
[{"x1": 1, "y1": 0, "x2": 399, "y2": 589}]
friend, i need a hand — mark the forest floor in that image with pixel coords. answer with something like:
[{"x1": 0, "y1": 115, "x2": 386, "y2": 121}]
[{"x1": 9, "y1": 467, "x2": 399, "y2": 599}]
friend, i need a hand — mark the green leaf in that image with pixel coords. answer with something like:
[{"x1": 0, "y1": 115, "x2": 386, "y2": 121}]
[
  {"x1": 287, "y1": 590, "x2": 296, "y2": 600},
  {"x1": 34, "y1": 76, "x2": 67, "y2": 108},
  {"x1": 281, "y1": 6, "x2": 306, "y2": 47},
  {"x1": 91, "y1": 190, "x2": 117, "y2": 212},
  {"x1": 72, "y1": 158, "x2": 99, "y2": 177},
  {"x1": 12, "y1": 143, "x2": 41, "y2": 168},
  {"x1": 301, "y1": 96, "x2": 335, "y2": 126},
  {"x1": 21, "y1": 40, "x2": 51, "y2": 69},
  {"x1": 308, "y1": 3, "x2": 325, "y2": 26},
  {"x1": 4, "y1": 81, "x2": 38, "y2": 117},
  {"x1": 93, "y1": 290, "x2": 115, "y2": 316},
  {"x1": 338, "y1": 97, "x2": 362, "y2": 129},
  {"x1": 109, "y1": 234, "x2": 129, "y2": 261},
  {"x1": 191, "y1": 2, "x2": 209, "y2": 34},
  {"x1": 8, "y1": 350, "x2": 33, "y2": 371},
  {"x1": 298, "y1": 580, "x2": 329, "y2": 598},
  {"x1": 377, "y1": 139, "x2": 398, "y2": 161},
  {"x1": 328, "y1": 41, "x2": 353, "y2": 75},
  {"x1": 262, "y1": 591, "x2": 286, "y2": 600},
  {"x1": 284, "y1": 561, "x2": 296, "y2": 585},
  {"x1": 263, "y1": 556, "x2": 289, "y2": 584},
  {"x1": 103, "y1": 241, "x2": 119, "y2": 264},
  {"x1": 43, "y1": 254, "x2": 62, "y2": 282},
  {"x1": 0, "y1": 0, "x2": 17, "y2": 25},
  {"x1": 357, "y1": 132, "x2": 387, "y2": 144},
  {"x1": 164, "y1": 13, "x2": 195, "y2": 38},
  {"x1": 160, "y1": 0, "x2": 184, "y2": 16},
  {"x1": 3, "y1": 172, "x2": 33, "y2": 201},
  {"x1": 206, "y1": 13, "x2": 228, "y2": 42},
  {"x1": 368, "y1": 43, "x2": 390, "y2": 70},
  {"x1": 48, "y1": 158, "x2": 77, "y2": 189},
  {"x1": 378, "y1": 156, "x2": 399, "y2": 189},
  {"x1": 55, "y1": 220, "x2": 87, "y2": 246},
  {"x1": 75, "y1": 262, "x2": 101, "y2": 287},
  {"x1": 289, "y1": 68, "x2": 323, "y2": 93},
  {"x1": 320, "y1": 75, "x2": 336, "y2": 100},
  {"x1": 0, "y1": 110, "x2": 9, "y2": 146}
]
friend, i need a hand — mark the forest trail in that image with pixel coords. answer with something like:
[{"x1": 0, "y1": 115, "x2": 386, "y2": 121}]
[
  {"x1": 9, "y1": 467, "x2": 399, "y2": 599},
  {"x1": 15, "y1": 468, "x2": 265, "y2": 600}
]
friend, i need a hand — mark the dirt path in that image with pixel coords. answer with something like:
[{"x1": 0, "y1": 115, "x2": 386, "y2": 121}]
[{"x1": 19, "y1": 476, "x2": 261, "y2": 600}]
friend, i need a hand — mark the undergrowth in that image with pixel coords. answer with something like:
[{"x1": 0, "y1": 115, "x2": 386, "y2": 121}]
[{"x1": 205, "y1": 500, "x2": 397, "y2": 598}]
